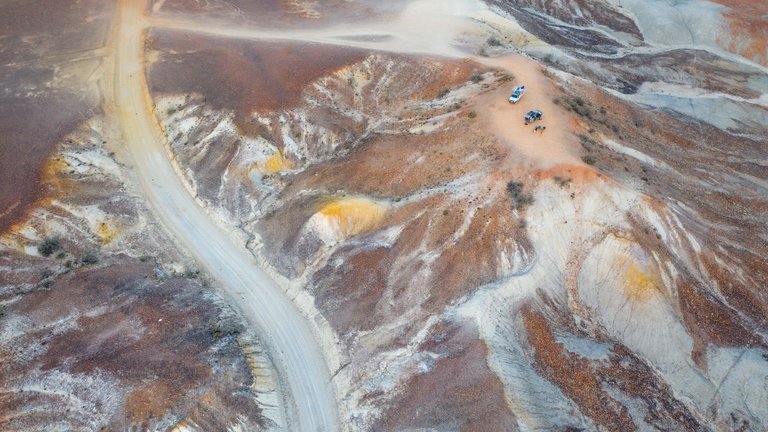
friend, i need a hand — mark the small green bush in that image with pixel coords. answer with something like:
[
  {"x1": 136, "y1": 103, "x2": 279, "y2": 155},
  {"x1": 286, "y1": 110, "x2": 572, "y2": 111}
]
[
  {"x1": 38, "y1": 237, "x2": 61, "y2": 257},
  {"x1": 507, "y1": 181, "x2": 534, "y2": 209},
  {"x1": 487, "y1": 36, "x2": 502, "y2": 47},
  {"x1": 81, "y1": 252, "x2": 98, "y2": 265}
]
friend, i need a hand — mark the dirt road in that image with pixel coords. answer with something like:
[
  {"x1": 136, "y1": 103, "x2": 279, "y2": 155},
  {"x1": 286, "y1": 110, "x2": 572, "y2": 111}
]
[
  {"x1": 101, "y1": 0, "x2": 576, "y2": 430},
  {"x1": 106, "y1": 1, "x2": 339, "y2": 430}
]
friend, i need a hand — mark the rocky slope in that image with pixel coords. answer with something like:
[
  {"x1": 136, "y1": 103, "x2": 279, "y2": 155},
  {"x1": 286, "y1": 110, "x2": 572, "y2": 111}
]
[
  {"x1": 0, "y1": 0, "x2": 113, "y2": 232},
  {"x1": 2, "y1": 0, "x2": 767, "y2": 430},
  {"x1": 0, "y1": 116, "x2": 282, "y2": 431},
  {"x1": 484, "y1": 0, "x2": 768, "y2": 65},
  {"x1": 0, "y1": 1, "x2": 281, "y2": 429},
  {"x1": 145, "y1": 0, "x2": 768, "y2": 427}
]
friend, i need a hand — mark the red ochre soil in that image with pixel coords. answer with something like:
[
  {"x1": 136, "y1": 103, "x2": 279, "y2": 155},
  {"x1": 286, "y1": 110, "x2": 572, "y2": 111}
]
[
  {"x1": 521, "y1": 302, "x2": 704, "y2": 431},
  {"x1": 0, "y1": 0, "x2": 114, "y2": 233},
  {"x1": 147, "y1": 31, "x2": 768, "y2": 430},
  {"x1": 150, "y1": 0, "x2": 407, "y2": 27},
  {"x1": 0, "y1": 254, "x2": 264, "y2": 430},
  {"x1": 712, "y1": 0, "x2": 768, "y2": 65},
  {"x1": 0, "y1": 97, "x2": 92, "y2": 233},
  {"x1": 146, "y1": 29, "x2": 368, "y2": 123},
  {"x1": 374, "y1": 321, "x2": 518, "y2": 431},
  {"x1": 0, "y1": 116, "x2": 265, "y2": 429}
]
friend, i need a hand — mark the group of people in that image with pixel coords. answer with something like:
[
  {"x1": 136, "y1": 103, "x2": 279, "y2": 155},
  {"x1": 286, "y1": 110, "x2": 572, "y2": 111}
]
[{"x1": 533, "y1": 125, "x2": 547, "y2": 134}]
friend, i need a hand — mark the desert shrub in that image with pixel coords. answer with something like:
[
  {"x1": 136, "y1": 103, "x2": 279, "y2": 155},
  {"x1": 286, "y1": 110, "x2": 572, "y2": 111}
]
[
  {"x1": 37, "y1": 237, "x2": 60, "y2": 257},
  {"x1": 81, "y1": 252, "x2": 98, "y2": 265},
  {"x1": 574, "y1": 105, "x2": 592, "y2": 118},
  {"x1": 437, "y1": 88, "x2": 450, "y2": 98},
  {"x1": 470, "y1": 74, "x2": 484, "y2": 83},
  {"x1": 564, "y1": 96, "x2": 592, "y2": 118},
  {"x1": 582, "y1": 155, "x2": 597, "y2": 165},
  {"x1": 507, "y1": 181, "x2": 534, "y2": 209},
  {"x1": 553, "y1": 176, "x2": 572, "y2": 188},
  {"x1": 579, "y1": 134, "x2": 598, "y2": 152},
  {"x1": 487, "y1": 36, "x2": 502, "y2": 47},
  {"x1": 468, "y1": 110, "x2": 477, "y2": 119}
]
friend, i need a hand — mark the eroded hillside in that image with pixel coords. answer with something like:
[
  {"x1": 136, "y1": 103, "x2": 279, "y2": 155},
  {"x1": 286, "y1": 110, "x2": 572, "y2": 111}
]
[
  {"x1": 0, "y1": 117, "x2": 282, "y2": 430},
  {"x1": 0, "y1": 1, "x2": 281, "y2": 430},
  {"x1": 2, "y1": 0, "x2": 767, "y2": 430},
  {"x1": 145, "y1": 8, "x2": 768, "y2": 428}
]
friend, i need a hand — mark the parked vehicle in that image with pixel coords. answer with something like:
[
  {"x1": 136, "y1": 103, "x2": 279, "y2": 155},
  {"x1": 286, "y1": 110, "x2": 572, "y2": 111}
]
[
  {"x1": 508, "y1": 85, "x2": 525, "y2": 103},
  {"x1": 524, "y1": 109, "x2": 543, "y2": 123}
]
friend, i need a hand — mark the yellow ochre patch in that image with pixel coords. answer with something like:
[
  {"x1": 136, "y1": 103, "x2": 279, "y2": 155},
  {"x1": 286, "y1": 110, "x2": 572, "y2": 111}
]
[
  {"x1": 623, "y1": 262, "x2": 659, "y2": 302},
  {"x1": 314, "y1": 197, "x2": 388, "y2": 242},
  {"x1": 252, "y1": 151, "x2": 292, "y2": 175},
  {"x1": 96, "y1": 221, "x2": 119, "y2": 244}
]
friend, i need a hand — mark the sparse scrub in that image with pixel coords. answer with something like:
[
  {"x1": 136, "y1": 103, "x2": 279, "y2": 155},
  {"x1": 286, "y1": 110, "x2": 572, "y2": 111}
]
[
  {"x1": 499, "y1": 73, "x2": 514, "y2": 82},
  {"x1": 210, "y1": 322, "x2": 241, "y2": 339},
  {"x1": 210, "y1": 324, "x2": 223, "y2": 339},
  {"x1": 553, "y1": 176, "x2": 572, "y2": 188},
  {"x1": 37, "y1": 237, "x2": 61, "y2": 257},
  {"x1": 468, "y1": 110, "x2": 477, "y2": 119},
  {"x1": 507, "y1": 180, "x2": 534, "y2": 210},
  {"x1": 579, "y1": 134, "x2": 597, "y2": 151},
  {"x1": 437, "y1": 88, "x2": 450, "y2": 99},
  {"x1": 184, "y1": 268, "x2": 200, "y2": 279},
  {"x1": 80, "y1": 252, "x2": 98, "y2": 265},
  {"x1": 565, "y1": 96, "x2": 592, "y2": 118},
  {"x1": 470, "y1": 74, "x2": 484, "y2": 83},
  {"x1": 487, "y1": 36, "x2": 502, "y2": 47},
  {"x1": 582, "y1": 155, "x2": 597, "y2": 165}
]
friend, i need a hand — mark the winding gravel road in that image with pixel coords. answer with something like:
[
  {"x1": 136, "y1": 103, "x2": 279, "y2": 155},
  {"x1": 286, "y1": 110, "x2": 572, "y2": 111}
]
[{"x1": 107, "y1": 1, "x2": 338, "y2": 430}]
